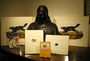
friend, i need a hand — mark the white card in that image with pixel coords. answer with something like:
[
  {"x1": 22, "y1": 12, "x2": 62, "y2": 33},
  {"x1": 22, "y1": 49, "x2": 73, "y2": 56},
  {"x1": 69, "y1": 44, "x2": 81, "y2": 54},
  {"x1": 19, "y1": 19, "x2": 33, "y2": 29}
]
[
  {"x1": 46, "y1": 35, "x2": 69, "y2": 55},
  {"x1": 25, "y1": 30, "x2": 43, "y2": 54}
]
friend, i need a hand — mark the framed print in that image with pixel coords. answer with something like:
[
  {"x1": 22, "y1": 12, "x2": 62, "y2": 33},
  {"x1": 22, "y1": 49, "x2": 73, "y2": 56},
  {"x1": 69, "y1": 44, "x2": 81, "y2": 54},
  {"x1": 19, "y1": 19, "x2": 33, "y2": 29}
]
[
  {"x1": 25, "y1": 30, "x2": 43, "y2": 54},
  {"x1": 46, "y1": 35, "x2": 69, "y2": 55},
  {"x1": 1, "y1": 17, "x2": 35, "y2": 46},
  {"x1": 40, "y1": 42, "x2": 51, "y2": 58},
  {"x1": 54, "y1": 16, "x2": 89, "y2": 47}
]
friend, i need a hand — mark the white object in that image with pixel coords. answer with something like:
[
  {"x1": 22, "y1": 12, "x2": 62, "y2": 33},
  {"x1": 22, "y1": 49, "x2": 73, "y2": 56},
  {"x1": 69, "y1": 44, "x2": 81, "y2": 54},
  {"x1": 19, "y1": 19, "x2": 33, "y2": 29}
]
[
  {"x1": 1, "y1": 17, "x2": 35, "y2": 46},
  {"x1": 46, "y1": 35, "x2": 69, "y2": 55},
  {"x1": 54, "y1": 16, "x2": 89, "y2": 47},
  {"x1": 25, "y1": 30, "x2": 43, "y2": 54}
]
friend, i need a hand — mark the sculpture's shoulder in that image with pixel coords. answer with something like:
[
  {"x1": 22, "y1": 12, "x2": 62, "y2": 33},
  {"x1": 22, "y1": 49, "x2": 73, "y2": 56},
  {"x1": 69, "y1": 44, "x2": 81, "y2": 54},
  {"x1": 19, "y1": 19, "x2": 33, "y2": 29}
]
[
  {"x1": 46, "y1": 22, "x2": 58, "y2": 30},
  {"x1": 49, "y1": 22, "x2": 57, "y2": 27},
  {"x1": 27, "y1": 22, "x2": 36, "y2": 30},
  {"x1": 30, "y1": 22, "x2": 36, "y2": 25},
  {"x1": 29, "y1": 22, "x2": 38, "y2": 27}
]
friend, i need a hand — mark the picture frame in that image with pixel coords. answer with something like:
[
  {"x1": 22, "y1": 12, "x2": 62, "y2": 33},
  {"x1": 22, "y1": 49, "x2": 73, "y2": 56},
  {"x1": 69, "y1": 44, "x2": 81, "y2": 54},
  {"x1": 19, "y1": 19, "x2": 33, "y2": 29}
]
[
  {"x1": 1, "y1": 17, "x2": 35, "y2": 46},
  {"x1": 25, "y1": 30, "x2": 43, "y2": 54},
  {"x1": 54, "y1": 16, "x2": 89, "y2": 47},
  {"x1": 46, "y1": 35, "x2": 69, "y2": 55}
]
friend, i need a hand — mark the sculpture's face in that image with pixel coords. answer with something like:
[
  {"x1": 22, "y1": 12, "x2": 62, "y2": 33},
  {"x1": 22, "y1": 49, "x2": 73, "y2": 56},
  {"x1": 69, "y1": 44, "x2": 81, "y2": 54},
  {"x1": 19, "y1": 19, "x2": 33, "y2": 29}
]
[{"x1": 37, "y1": 6, "x2": 48, "y2": 18}]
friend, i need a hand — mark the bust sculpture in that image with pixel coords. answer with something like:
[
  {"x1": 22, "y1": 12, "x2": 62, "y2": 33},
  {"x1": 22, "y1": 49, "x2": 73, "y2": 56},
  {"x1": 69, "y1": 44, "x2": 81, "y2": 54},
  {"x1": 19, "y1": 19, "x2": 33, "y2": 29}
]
[{"x1": 27, "y1": 5, "x2": 59, "y2": 41}]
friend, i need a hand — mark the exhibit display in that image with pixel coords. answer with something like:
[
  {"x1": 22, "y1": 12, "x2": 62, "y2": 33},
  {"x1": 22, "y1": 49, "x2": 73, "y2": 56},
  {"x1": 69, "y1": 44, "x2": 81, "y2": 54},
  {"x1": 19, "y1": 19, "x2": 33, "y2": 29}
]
[
  {"x1": 0, "y1": 1, "x2": 89, "y2": 61},
  {"x1": 1, "y1": 16, "x2": 89, "y2": 47},
  {"x1": 1, "y1": 6, "x2": 89, "y2": 59}
]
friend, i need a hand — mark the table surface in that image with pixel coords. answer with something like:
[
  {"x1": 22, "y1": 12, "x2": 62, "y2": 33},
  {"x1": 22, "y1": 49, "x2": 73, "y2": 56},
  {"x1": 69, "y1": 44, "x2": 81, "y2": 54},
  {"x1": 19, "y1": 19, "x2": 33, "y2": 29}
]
[{"x1": 0, "y1": 46, "x2": 90, "y2": 61}]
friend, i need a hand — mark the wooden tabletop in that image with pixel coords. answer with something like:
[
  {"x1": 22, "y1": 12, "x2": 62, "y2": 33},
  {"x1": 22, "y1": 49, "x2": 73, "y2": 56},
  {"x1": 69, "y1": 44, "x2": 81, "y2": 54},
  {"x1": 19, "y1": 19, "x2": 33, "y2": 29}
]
[{"x1": 0, "y1": 45, "x2": 89, "y2": 61}]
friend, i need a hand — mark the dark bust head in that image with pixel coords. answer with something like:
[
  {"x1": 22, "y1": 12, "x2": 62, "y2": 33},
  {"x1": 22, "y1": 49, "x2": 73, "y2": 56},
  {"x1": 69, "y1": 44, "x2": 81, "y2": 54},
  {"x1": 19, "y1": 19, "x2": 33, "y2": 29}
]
[
  {"x1": 37, "y1": 5, "x2": 48, "y2": 18},
  {"x1": 35, "y1": 5, "x2": 51, "y2": 23}
]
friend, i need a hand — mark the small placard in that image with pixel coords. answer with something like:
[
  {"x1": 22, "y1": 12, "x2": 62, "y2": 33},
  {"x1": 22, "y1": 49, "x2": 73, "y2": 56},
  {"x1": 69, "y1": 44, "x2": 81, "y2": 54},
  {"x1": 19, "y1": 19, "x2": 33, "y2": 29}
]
[{"x1": 40, "y1": 42, "x2": 51, "y2": 58}]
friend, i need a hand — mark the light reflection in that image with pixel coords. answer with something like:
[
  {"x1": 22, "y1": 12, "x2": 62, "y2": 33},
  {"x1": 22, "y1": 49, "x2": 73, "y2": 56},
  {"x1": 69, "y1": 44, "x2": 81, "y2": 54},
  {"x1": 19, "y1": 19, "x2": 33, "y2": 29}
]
[
  {"x1": 19, "y1": 51, "x2": 22, "y2": 56},
  {"x1": 25, "y1": 55, "x2": 33, "y2": 57},
  {"x1": 65, "y1": 56, "x2": 69, "y2": 61},
  {"x1": 25, "y1": 55, "x2": 30, "y2": 57}
]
